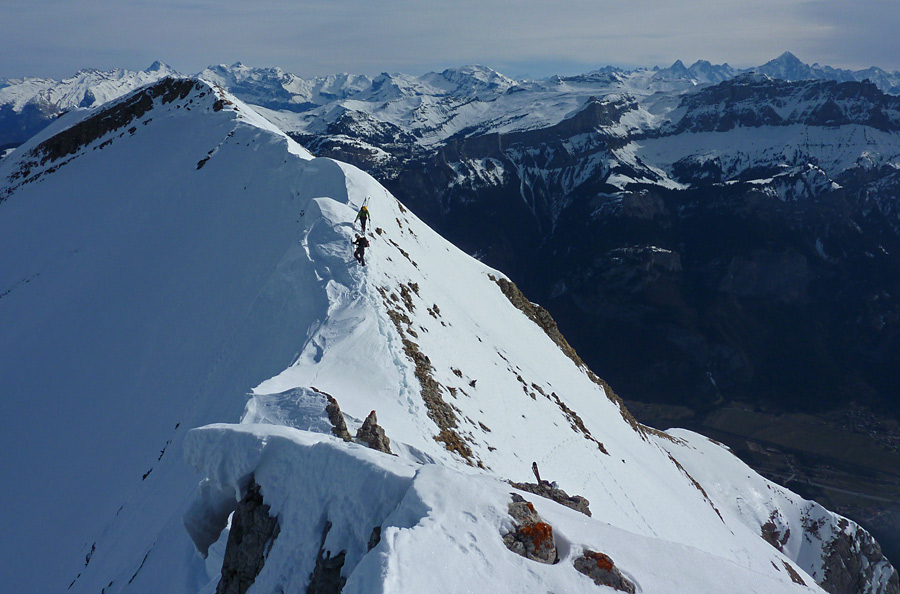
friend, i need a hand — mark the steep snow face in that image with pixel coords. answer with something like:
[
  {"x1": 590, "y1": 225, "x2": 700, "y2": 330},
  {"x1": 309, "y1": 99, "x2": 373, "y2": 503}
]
[
  {"x1": 0, "y1": 78, "x2": 893, "y2": 594},
  {"x1": 0, "y1": 77, "x2": 317, "y2": 593}
]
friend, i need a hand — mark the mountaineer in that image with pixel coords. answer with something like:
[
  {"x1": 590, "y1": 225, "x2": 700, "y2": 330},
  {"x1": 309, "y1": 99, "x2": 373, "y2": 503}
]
[
  {"x1": 355, "y1": 204, "x2": 371, "y2": 234},
  {"x1": 352, "y1": 233, "x2": 370, "y2": 266}
]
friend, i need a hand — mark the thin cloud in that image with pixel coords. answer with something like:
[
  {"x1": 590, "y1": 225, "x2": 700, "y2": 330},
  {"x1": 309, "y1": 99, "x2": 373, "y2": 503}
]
[{"x1": 1, "y1": 0, "x2": 896, "y2": 80}]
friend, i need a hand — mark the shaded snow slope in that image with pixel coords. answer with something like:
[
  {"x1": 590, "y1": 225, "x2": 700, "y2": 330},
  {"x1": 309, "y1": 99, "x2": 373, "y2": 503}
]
[
  {"x1": 0, "y1": 77, "x2": 318, "y2": 593},
  {"x1": 0, "y1": 78, "x2": 894, "y2": 594}
]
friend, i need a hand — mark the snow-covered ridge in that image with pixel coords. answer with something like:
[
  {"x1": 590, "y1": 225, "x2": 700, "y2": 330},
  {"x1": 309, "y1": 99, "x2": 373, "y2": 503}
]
[
  {"x1": 665, "y1": 74, "x2": 900, "y2": 134},
  {"x1": 0, "y1": 61, "x2": 178, "y2": 112},
  {"x1": 182, "y1": 422, "x2": 842, "y2": 594},
  {"x1": 1, "y1": 77, "x2": 895, "y2": 593}
]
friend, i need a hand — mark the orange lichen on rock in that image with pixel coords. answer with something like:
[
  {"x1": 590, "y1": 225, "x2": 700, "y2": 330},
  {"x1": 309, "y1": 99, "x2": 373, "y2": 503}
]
[
  {"x1": 574, "y1": 549, "x2": 636, "y2": 593},
  {"x1": 583, "y1": 550, "x2": 614, "y2": 572},
  {"x1": 503, "y1": 494, "x2": 558, "y2": 564},
  {"x1": 520, "y1": 521, "x2": 554, "y2": 549}
]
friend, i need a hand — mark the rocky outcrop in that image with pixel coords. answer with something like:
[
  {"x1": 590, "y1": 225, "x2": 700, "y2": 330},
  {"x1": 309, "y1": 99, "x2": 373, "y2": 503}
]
[
  {"x1": 502, "y1": 494, "x2": 558, "y2": 564},
  {"x1": 574, "y1": 550, "x2": 636, "y2": 593},
  {"x1": 820, "y1": 519, "x2": 900, "y2": 594},
  {"x1": 761, "y1": 517, "x2": 790, "y2": 552},
  {"x1": 508, "y1": 480, "x2": 591, "y2": 517},
  {"x1": 322, "y1": 393, "x2": 352, "y2": 442},
  {"x1": 216, "y1": 479, "x2": 280, "y2": 594},
  {"x1": 355, "y1": 410, "x2": 393, "y2": 454}
]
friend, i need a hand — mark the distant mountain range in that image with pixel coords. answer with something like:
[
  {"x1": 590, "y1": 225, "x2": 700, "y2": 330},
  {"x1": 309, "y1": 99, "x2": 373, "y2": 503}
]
[{"x1": 3, "y1": 52, "x2": 900, "y2": 151}]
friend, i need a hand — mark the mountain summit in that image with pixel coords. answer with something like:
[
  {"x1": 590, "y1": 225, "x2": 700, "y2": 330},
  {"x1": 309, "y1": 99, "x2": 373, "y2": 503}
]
[{"x1": 0, "y1": 77, "x2": 896, "y2": 594}]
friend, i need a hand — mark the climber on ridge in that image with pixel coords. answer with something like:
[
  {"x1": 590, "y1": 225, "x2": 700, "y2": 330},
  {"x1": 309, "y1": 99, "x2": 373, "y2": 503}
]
[
  {"x1": 355, "y1": 204, "x2": 371, "y2": 234},
  {"x1": 352, "y1": 233, "x2": 370, "y2": 266}
]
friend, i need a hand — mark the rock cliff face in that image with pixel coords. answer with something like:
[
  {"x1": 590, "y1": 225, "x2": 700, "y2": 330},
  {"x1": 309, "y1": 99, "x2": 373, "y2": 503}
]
[
  {"x1": 820, "y1": 519, "x2": 900, "y2": 594},
  {"x1": 666, "y1": 76, "x2": 900, "y2": 134},
  {"x1": 216, "y1": 480, "x2": 280, "y2": 594}
]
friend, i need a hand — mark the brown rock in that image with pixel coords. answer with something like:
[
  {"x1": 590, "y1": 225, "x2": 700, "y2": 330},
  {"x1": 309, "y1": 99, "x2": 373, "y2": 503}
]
[
  {"x1": 574, "y1": 550, "x2": 635, "y2": 593},
  {"x1": 355, "y1": 410, "x2": 393, "y2": 454},
  {"x1": 502, "y1": 494, "x2": 558, "y2": 564}
]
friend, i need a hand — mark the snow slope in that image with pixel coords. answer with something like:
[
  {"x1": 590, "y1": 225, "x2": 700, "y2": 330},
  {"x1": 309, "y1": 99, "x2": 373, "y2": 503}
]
[{"x1": 0, "y1": 77, "x2": 894, "y2": 594}]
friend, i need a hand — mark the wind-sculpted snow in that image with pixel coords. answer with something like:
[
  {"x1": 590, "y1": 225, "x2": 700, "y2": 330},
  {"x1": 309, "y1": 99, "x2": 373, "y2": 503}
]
[
  {"x1": 183, "y1": 422, "x2": 826, "y2": 594},
  {"x1": 1, "y1": 77, "x2": 895, "y2": 594}
]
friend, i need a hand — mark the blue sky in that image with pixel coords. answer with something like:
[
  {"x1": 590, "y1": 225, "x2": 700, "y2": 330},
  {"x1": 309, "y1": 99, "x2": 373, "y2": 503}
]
[{"x1": 3, "y1": 0, "x2": 898, "y2": 79}]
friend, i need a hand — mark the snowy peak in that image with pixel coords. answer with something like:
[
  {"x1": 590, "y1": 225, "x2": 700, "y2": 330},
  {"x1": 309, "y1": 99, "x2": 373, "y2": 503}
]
[
  {"x1": 198, "y1": 63, "x2": 376, "y2": 112},
  {"x1": 753, "y1": 51, "x2": 900, "y2": 93},
  {"x1": 0, "y1": 61, "x2": 180, "y2": 112},
  {"x1": 0, "y1": 62, "x2": 181, "y2": 149},
  {"x1": 146, "y1": 60, "x2": 169, "y2": 72},
  {"x1": 650, "y1": 59, "x2": 739, "y2": 85},
  {"x1": 1, "y1": 77, "x2": 271, "y2": 201},
  {"x1": 757, "y1": 51, "x2": 811, "y2": 80},
  {"x1": 433, "y1": 64, "x2": 520, "y2": 97}
]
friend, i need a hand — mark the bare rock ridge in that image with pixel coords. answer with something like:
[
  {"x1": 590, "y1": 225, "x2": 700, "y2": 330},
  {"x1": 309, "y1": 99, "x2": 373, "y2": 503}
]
[
  {"x1": 508, "y1": 461, "x2": 592, "y2": 516},
  {"x1": 509, "y1": 480, "x2": 591, "y2": 517}
]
